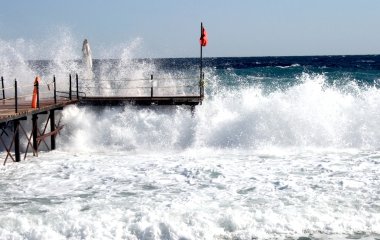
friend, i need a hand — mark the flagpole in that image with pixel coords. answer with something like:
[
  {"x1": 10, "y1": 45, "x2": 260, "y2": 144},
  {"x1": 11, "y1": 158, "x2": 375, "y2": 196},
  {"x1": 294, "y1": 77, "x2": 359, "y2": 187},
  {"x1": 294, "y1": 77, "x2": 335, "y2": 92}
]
[{"x1": 200, "y1": 22, "x2": 203, "y2": 97}]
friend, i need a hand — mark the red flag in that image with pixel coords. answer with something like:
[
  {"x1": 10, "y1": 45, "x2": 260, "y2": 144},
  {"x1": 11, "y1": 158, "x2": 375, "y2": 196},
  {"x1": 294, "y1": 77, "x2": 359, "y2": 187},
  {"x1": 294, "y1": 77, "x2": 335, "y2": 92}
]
[{"x1": 200, "y1": 26, "x2": 208, "y2": 47}]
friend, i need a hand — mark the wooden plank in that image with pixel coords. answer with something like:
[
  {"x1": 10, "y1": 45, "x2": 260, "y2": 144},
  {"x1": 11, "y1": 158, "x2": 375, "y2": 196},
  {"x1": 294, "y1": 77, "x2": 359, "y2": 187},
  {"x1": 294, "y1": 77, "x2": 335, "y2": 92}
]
[{"x1": 36, "y1": 125, "x2": 64, "y2": 141}]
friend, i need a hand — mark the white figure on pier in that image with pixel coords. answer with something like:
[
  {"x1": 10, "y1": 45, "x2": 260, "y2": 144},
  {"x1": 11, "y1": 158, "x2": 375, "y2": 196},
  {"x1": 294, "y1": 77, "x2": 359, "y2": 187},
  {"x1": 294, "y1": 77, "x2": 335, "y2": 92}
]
[{"x1": 82, "y1": 39, "x2": 93, "y2": 79}]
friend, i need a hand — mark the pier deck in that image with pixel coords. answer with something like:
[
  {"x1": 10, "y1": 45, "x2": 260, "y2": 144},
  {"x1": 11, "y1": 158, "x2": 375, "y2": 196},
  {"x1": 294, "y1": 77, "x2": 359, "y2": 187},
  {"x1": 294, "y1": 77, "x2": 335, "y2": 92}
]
[{"x1": 0, "y1": 98, "x2": 78, "y2": 124}]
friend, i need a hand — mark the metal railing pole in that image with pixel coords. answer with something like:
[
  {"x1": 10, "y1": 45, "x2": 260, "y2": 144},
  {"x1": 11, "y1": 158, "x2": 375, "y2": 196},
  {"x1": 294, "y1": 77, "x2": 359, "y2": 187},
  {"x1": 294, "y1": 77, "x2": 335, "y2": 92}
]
[
  {"x1": 1, "y1": 76, "x2": 5, "y2": 99},
  {"x1": 151, "y1": 74, "x2": 153, "y2": 97},
  {"x1": 200, "y1": 72, "x2": 205, "y2": 98},
  {"x1": 76, "y1": 73, "x2": 79, "y2": 99},
  {"x1": 69, "y1": 74, "x2": 72, "y2": 100},
  {"x1": 53, "y1": 75, "x2": 57, "y2": 104},
  {"x1": 14, "y1": 79, "x2": 17, "y2": 113},
  {"x1": 36, "y1": 79, "x2": 40, "y2": 108}
]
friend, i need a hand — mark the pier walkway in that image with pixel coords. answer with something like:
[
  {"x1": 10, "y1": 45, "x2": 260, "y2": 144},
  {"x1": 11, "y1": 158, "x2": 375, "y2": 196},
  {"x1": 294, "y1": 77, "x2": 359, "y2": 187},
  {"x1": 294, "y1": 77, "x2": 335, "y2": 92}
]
[{"x1": 0, "y1": 98, "x2": 78, "y2": 124}]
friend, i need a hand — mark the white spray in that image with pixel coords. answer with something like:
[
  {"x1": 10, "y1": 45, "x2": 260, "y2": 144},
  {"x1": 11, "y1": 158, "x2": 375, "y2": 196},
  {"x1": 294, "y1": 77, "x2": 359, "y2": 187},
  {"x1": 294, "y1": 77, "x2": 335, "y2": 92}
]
[{"x1": 82, "y1": 39, "x2": 93, "y2": 79}]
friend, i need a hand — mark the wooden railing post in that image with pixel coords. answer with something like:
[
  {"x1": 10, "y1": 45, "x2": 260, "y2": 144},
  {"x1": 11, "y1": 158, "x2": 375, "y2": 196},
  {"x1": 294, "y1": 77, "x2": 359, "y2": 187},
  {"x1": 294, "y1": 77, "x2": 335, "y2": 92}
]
[
  {"x1": 69, "y1": 74, "x2": 72, "y2": 100},
  {"x1": 53, "y1": 75, "x2": 57, "y2": 104},
  {"x1": 76, "y1": 73, "x2": 79, "y2": 99},
  {"x1": 36, "y1": 79, "x2": 40, "y2": 108},
  {"x1": 151, "y1": 74, "x2": 153, "y2": 97},
  {"x1": 1, "y1": 76, "x2": 5, "y2": 99},
  {"x1": 14, "y1": 79, "x2": 17, "y2": 113}
]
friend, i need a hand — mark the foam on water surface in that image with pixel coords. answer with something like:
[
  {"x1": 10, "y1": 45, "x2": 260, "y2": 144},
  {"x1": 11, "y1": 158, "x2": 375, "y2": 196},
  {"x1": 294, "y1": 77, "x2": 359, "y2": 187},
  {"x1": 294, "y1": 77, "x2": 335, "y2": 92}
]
[{"x1": 0, "y1": 149, "x2": 379, "y2": 239}]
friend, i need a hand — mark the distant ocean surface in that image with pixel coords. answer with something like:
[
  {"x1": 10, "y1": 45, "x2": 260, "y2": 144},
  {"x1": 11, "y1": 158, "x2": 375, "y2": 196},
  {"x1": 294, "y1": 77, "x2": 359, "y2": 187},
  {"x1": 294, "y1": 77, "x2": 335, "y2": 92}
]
[{"x1": 1, "y1": 53, "x2": 380, "y2": 239}]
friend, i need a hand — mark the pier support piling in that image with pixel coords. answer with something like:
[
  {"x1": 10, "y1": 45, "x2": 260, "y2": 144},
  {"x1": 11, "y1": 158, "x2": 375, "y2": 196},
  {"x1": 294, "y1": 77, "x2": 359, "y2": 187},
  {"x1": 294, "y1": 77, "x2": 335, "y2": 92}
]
[
  {"x1": 32, "y1": 114, "x2": 38, "y2": 154},
  {"x1": 13, "y1": 120, "x2": 20, "y2": 162},
  {"x1": 190, "y1": 105, "x2": 195, "y2": 117},
  {"x1": 50, "y1": 110, "x2": 56, "y2": 150}
]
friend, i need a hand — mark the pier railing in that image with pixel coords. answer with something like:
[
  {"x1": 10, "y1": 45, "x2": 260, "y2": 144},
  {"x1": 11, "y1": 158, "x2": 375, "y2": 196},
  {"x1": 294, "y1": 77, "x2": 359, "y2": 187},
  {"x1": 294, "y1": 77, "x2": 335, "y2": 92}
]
[
  {"x1": 56, "y1": 74, "x2": 86, "y2": 100},
  {"x1": 0, "y1": 72, "x2": 205, "y2": 113},
  {"x1": 0, "y1": 76, "x2": 56, "y2": 113},
  {"x1": 0, "y1": 74, "x2": 87, "y2": 114},
  {"x1": 77, "y1": 73, "x2": 205, "y2": 98}
]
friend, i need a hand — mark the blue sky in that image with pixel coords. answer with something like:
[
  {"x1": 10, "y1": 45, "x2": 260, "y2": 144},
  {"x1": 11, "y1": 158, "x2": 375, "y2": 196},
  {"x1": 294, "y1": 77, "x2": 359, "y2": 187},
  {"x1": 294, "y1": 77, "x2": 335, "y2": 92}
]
[{"x1": 1, "y1": 0, "x2": 379, "y2": 58}]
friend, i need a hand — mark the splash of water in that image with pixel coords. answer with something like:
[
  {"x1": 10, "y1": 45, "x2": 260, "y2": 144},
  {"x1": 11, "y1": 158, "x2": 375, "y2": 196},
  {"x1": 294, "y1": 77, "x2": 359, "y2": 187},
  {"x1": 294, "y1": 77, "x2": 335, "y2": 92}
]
[
  {"x1": 0, "y1": 29, "x2": 157, "y2": 97},
  {"x1": 81, "y1": 38, "x2": 93, "y2": 79},
  {"x1": 0, "y1": 39, "x2": 35, "y2": 90},
  {"x1": 57, "y1": 73, "x2": 380, "y2": 152}
]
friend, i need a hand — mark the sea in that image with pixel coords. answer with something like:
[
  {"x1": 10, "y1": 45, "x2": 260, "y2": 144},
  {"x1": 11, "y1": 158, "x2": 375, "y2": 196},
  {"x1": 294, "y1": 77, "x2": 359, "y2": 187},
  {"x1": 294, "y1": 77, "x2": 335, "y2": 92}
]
[{"x1": 0, "y1": 39, "x2": 380, "y2": 239}]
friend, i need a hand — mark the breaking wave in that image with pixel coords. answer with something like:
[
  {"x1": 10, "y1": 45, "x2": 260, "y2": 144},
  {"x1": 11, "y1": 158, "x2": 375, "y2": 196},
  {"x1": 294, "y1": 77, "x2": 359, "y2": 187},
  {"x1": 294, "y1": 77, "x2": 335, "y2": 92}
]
[{"x1": 59, "y1": 73, "x2": 380, "y2": 152}]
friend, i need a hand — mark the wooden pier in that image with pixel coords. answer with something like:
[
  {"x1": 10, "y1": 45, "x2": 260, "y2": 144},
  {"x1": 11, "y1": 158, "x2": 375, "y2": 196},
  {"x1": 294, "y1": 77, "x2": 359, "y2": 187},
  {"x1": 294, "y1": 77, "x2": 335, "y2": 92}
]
[
  {"x1": 0, "y1": 73, "x2": 204, "y2": 165},
  {"x1": 0, "y1": 75, "x2": 80, "y2": 165},
  {"x1": 0, "y1": 22, "x2": 209, "y2": 165},
  {"x1": 78, "y1": 73, "x2": 204, "y2": 106}
]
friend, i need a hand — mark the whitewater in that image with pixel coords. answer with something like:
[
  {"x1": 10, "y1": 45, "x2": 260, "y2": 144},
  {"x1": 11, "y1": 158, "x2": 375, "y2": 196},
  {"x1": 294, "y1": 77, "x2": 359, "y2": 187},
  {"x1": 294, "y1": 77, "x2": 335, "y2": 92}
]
[{"x1": 0, "y1": 33, "x2": 380, "y2": 239}]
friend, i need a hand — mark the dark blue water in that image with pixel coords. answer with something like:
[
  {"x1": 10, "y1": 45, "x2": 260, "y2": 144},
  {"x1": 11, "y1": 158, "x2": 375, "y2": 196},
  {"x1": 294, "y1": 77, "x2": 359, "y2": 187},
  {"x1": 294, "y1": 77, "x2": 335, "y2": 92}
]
[
  {"x1": 202, "y1": 55, "x2": 380, "y2": 88},
  {"x1": 156, "y1": 55, "x2": 380, "y2": 95},
  {"x1": 26, "y1": 55, "x2": 380, "y2": 96}
]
